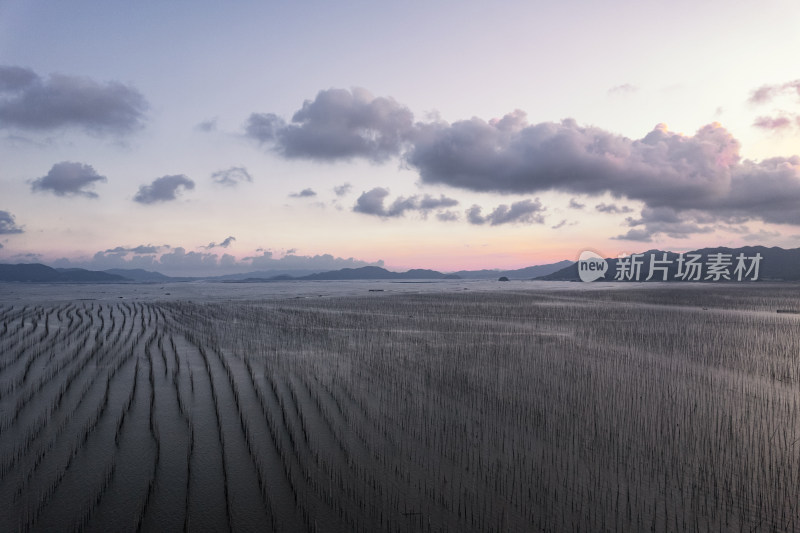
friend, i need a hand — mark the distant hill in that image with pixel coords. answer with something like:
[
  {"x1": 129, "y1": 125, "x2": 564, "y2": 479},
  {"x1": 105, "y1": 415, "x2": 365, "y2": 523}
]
[
  {"x1": 298, "y1": 266, "x2": 460, "y2": 281},
  {"x1": 537, "y1": 246, "x2": 800, "y2": 282},
  {"x1": 5, "y1": 249, "x2": 796, "y2": 284},
  {"x1": 221, "y1": 266, "x2": 460, "y2": 282},
  {"x1": 0, "y1": 264, "x2": 128, "y2": 283},
  {"x1": 452, "y1": 260, "x2": 573, "y2": 280},
  {"x1": 103, "y1": 268, "x2": 185, "y2": 282},
  {"x1": 210, "y1": 269, "x2": 324, "y2": 281}
]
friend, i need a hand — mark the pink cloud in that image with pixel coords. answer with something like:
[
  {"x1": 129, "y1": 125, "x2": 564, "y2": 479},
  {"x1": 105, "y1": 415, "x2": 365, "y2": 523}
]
[
  {"x1": 753, "y1": 115, "x2": 793, "y2": 130},
  {"x1": 748, "y1": 80, "x2": 800, "y2": 104}
]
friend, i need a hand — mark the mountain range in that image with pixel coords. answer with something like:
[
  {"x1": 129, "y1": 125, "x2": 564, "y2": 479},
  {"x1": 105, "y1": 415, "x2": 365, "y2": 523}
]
[
  {"x1": 0, "y1": 247, "x2": 797, "y2": 283},
  {"x1": 0, "y1": 262, "x2": 567, "y2": 283},
  {"x1": 0, "y1": 264, "x2": 128, "y2": 283}
]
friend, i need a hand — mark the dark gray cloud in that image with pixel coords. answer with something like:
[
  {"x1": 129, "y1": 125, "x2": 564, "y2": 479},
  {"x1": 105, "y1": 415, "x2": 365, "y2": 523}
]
[
  {"x1": 418, "y1": 194, "x2": 459, "y2": 210},
  {"x1": 612, "y1": 228, "x2": 654, "y2": 242},
  {"x1": 245, "y1": 113, "x2": 284, "y2": 143},
  {"x1": 211, "y1": 166, "x2": 252, "y2": 187},
  {"x1": 30, "y1": 162, "x2": 107, "y2": 198},
  {"x1": 204, "y1": 236, "x2": 236, "y2": 249},
  {"x1": 353, "y1": 187, "x2": 458, "y2": 218},
  {"x1": 134, "y1": 175, "x2": 195, "y2": 204},
  {"x1": 289, "y1": 188, "x2": 317, "y2": 198},
  {"x1": 465, "y1": 205, "x2": 485, "y2": 225},
  {"x1": 436, "y1": 210, "x2": 459, "y2": 222},
  {"x1": 354, "y1": 187, "x2": 391, "y2": 215},
  {"x1": 0, "y1": 66, "x2": 147, "y2": 134},
  {"x1": 250, "y1": 88, "x2": 800, "y2": 233},
  {"x1": 195, "y1": 118, "x2": 217, "y2": 132},
  {"x1": 568, "y1": 198, "x2": 585, "y2": 209},
  {"x1": 595, "y1": 202, "x2": 633, "y2": 214},
  {"x1": 408, "y1": 115, "x2": 735, "y2": 203},
  {"x1": 466, "y1": 199, "x2": 545, "y2": 226},
  {"x1": 408, "y1": 115, "x2": 800, "y2": 227},
  {"x1": 0, "y1": 210, "x2": 23, "y2": 234},
  {"x1": 245, "y1": 88, "x2": 415, "y2": 162},
  {"x1": 333, "y1": 183, "x2": 352, "y2": 196},
  {"x1": 0, "y1": 66, "x2": 38, "y2": 92},
  {"x1": 551, "y1": 219, "x2": 567, "y2": 229}
]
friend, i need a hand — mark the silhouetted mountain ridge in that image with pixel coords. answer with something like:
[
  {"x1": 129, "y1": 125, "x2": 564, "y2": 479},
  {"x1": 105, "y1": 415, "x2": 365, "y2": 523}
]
[
  {"x1": 229, "y1": 266, "x2": 463, "y2": 282},
  {"x1": 299, "y1": 266, "x2": 460, "y2": 280},
  {"x1": 4, "y1": 248, "x2": 797, "y2": 283},
  {"x1": 0, "y1": 264, "x2": 127, "y2": 282},
  {"x1": 451, "y1": 260, "x2": 573, "y2": 279},
  {"x1": 103, "y1": 268, "x2": 183, "y2": 282}
]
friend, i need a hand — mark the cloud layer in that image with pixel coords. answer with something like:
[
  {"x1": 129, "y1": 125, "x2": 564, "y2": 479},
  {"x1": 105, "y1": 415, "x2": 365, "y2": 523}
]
[
  {"x1": 353, "y1": 188, "x2": 458, "y2": 218},
  {"x1": 333, "y1": 183, "x2": 352, "y2": 196},
  {"x1": 748, "y1": 79, "x2": 800, "y2": 134},
  {"x1": 0, "y1": 66, "x2": 147, "y2": 135},
  {"x1": 30, "y1": 162, "x2": 107, "y2": 198},
  {"x1": 244, "y1": 251, "x2": 384, "y2": 271},
  {"x1": 406, "y1": 117, "x2": 750, "y2": 212},
  {"x1": 596, "y1": 202, "x2": 633, "y2": 214},
  {"x1": 61, "y1": 247, "x2": 384, "y2": 277},
  {"x1": 204, "y1": 236, "x2": 236, "y2": 249},
  {"x1": 134, "y1": 175, "x2": 195, "y2": 204},
  {"x1": 0, "y1": 210, "x2": 23, "y2": 234},
  {"x1": 105, "y1": 244, "x2": 168, "y2": 254},
  {"x1": 753, "y1": 116, "x2": 794, "y2": 131},
  {"x1": 247, "y1": 87, "x2": 800, "y2": 239},
  {"x1": 748, "y1": 80, "x2": 800, "y2": 104},
  {"x1": 466, "y1": 199, "x2": 545, "y2": 226},
  {"x1": 246, "y1": 87, "x2": 415, "y2": 162},
  {"x1": 211, "y1": 166, "x2": 252, "y2": 187},
  {"x1": 289, "y1": 188, "x2": 317, "y2": 198}
]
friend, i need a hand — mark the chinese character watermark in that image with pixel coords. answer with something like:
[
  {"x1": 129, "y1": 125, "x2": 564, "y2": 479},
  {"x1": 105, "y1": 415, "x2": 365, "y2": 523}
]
[
  {"x1": 577, "y1": 250, "x2": 608, "y2": 282},
  {"x1": 577, "y1": 250, "x2": 762, "y2": 282}
]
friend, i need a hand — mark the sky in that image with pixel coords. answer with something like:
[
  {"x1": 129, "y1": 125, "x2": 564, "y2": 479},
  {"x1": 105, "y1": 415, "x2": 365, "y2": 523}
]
[{"x1": 2, "y1": 0, "x2": 800, "y2": 276}]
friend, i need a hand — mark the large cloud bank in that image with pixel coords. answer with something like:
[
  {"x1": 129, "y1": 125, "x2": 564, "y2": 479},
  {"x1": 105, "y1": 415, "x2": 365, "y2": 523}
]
[{"x1": 246, "y1": 88, "x2": 800, "y2": 239}]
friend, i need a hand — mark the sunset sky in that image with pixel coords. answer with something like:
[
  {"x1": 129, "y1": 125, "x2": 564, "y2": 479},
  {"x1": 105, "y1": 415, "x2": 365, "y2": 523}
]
[{"x1": 2, "y1": 1, "x2": 800, "y2": 275}]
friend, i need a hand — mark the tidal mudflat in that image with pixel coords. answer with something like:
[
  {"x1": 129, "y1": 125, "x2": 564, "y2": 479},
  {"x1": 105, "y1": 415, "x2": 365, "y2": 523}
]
[{"x1": 1, "y1": 282, "x2": 799, "y2": 531}]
